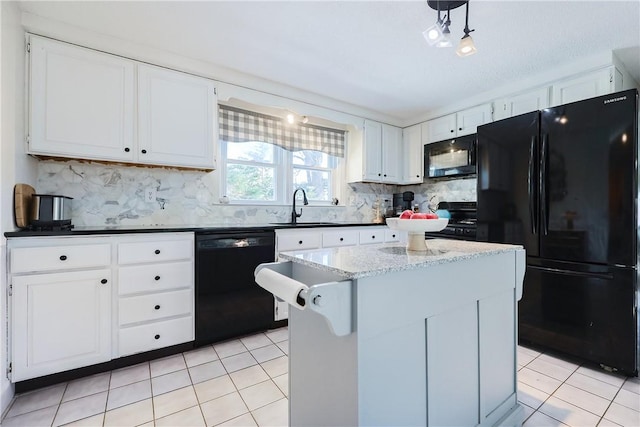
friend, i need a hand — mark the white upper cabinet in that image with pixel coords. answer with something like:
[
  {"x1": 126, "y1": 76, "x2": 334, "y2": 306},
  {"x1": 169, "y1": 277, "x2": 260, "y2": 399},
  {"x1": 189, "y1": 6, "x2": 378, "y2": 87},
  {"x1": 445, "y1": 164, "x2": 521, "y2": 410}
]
[
  {"x1": 28, "y1": 35, "x2": 217, "y2": 170},
  {"x1": 28, "y1": 36, "x2": 135, "y2": 161},
  {"x1": 456, "y1": 104, "x2": 493, "y2": 136},
  {"x1": 493, "y1": 87, "x2": 551, "y2": 121},
  {"x1": 425, "y1": 104, "x2": 492, "y2": 143},
  {"x1": 381, "y1": 123, "x2": 401, "y2": 183},
  {"x1": 425, "y1": 114, "x2": 457, "y2": 142},
  {"x1": 138, "y1": 64, "x2": 216, "y2": 169},
  {"x1": 350, "y1": 120, "x2": 401, "y2": 184},
  {"x1": 551, "y1": 66, "x2": 622, "y2": 107},
  {"x1": 402, "y1": 124, "x2": 423, "y2": 184}
]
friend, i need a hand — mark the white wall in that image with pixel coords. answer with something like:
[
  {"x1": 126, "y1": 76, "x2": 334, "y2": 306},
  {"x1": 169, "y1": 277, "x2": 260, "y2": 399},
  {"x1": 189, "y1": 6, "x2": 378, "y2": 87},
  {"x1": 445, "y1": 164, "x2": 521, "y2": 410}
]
[{"x1": 0, "y1": 0, "x2": 37, "y2": 414}]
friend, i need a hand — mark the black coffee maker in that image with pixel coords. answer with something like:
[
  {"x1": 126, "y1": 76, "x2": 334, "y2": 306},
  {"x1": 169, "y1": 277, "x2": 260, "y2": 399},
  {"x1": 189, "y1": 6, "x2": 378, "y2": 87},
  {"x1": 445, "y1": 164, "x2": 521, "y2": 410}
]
[{"x1": 392, "y1": 191, "x2": 414, "y2": 215}]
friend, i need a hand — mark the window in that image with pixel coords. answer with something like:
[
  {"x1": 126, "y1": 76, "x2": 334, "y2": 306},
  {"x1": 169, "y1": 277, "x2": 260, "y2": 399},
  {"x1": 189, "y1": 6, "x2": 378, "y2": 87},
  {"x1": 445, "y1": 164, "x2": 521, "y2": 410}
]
[{"x1": 218, "y1": 105, "x2": 345, "y2": 205}]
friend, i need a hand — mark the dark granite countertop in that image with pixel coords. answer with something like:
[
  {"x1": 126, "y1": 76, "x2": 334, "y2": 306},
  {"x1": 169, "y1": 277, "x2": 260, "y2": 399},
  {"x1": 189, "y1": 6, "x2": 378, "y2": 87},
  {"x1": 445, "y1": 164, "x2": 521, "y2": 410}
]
[{"x1": 4, "y1": 221, "x2": 387, "y2": 238}]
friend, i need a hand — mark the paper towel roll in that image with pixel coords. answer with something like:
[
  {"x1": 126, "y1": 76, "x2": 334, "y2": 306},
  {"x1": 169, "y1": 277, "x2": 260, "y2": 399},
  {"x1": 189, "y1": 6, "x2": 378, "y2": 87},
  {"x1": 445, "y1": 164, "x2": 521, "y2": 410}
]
[{"x1": 255, "y1": 268, "x2": 309, "y2": 310}]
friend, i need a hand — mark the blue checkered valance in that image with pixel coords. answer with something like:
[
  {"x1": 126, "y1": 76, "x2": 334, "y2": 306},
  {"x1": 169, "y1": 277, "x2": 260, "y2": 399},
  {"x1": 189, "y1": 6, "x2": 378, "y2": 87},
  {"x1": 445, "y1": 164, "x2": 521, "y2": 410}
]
[{"x1": 218, "y1": 105, "x2": 345, "y2": 158}]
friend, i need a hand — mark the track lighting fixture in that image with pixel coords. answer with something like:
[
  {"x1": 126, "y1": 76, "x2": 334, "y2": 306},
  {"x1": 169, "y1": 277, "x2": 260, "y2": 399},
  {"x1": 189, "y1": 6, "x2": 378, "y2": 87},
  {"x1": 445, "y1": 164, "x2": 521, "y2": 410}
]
[{"x1": 424, "y1": 1, "x2": 477, "y2": 57}]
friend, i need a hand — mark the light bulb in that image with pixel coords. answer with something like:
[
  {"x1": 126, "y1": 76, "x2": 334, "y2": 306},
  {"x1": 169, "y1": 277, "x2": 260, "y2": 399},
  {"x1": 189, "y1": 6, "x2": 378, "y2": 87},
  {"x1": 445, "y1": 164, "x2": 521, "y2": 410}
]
[
  {"x1": 456, "y1": 34, "x2": 477, "y2": 57},
  {"x1": 422, "y1": 22, "x2": 444, "y2": 46}
]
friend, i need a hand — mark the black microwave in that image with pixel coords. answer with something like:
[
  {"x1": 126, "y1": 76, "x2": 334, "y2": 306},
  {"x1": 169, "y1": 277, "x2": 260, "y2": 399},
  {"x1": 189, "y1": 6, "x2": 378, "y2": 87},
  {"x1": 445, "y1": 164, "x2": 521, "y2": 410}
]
[{"x1": 424, "y1": 134, "x2": 477, "y2": 179}]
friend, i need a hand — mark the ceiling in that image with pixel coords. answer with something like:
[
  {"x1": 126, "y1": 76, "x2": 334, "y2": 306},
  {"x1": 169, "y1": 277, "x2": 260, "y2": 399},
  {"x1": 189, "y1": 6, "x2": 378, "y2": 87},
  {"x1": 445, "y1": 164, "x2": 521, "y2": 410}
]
[{"x1": 17, "y1": 1, "x2": 640, "y2": 122}]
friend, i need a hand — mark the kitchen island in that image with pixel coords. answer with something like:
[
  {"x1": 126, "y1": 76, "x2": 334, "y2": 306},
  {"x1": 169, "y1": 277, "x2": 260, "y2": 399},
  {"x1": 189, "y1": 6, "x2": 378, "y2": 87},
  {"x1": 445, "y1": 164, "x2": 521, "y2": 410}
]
[{"x1": 256, "y1": 239, "x2": 526, "y2": 427}]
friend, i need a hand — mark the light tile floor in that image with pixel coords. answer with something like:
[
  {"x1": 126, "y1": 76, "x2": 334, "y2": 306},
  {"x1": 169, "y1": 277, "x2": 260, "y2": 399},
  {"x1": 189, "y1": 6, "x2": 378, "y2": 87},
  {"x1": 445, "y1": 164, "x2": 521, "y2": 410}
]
[{"x1": 2, "y1": 326, "x2": 639, "y2": 426}]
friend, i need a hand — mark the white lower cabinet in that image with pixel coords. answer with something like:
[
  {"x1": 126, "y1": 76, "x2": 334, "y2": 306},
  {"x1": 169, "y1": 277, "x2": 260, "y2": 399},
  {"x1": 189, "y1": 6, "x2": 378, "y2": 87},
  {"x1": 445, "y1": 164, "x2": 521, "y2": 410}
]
[
  {"x1": 116, "y1": 234, "x2": 194, "y2": 357},
  {"x1": 11, "y1": 269, "x2": 112, "y2": 382},
  {"x1": 7, "y1": 232, "x2": 194, "y2": 382}
]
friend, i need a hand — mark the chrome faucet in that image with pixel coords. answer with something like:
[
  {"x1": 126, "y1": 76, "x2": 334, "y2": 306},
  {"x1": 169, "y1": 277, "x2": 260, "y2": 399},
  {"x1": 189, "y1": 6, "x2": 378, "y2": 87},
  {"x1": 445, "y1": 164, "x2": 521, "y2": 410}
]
[{"x1": 291, "y1": 188, "x2": 309, "y2": 224}]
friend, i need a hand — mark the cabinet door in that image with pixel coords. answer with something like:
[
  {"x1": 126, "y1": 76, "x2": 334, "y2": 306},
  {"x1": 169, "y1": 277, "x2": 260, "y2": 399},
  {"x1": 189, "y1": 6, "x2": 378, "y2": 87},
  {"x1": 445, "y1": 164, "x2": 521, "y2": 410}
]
[
  {"x1": 494, "y1": 87, "x2": 551, "y2": 121},
  {"x1": 402, "y1": 124, "x2": 423, "y2": 184},
  {"x1": 551, "y1": 68, "x2": 614, "y2": 106},
  {"x1": 29, "y1": 36, "x2": 135, "y2": 161},
  {"x1": 138, "y1": 64, "x2": 216, "y2": 169},
  {"x1": 456, "y1": 104, "x2": 492, "y2": 136},
  {"x1": 362, "y1": 120, "x2": 383, "y2": 181},
  {"x1": 11, "y1": 269, "x2": 111, "y2": 381},
  {"x1": 426, "y1": 114, "x2": 456, "y2": 143},
  {"x1": 381, "y1": 124, "x2": 401, "y2": 183}
]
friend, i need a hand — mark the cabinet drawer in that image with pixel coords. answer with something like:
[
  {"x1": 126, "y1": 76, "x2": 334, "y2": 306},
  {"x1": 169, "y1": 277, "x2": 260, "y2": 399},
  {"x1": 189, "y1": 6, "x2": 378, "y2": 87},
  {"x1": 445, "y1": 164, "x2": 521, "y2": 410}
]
[
  {"x1": 119, "y1": 289, "x2": 192, "y2": 325},
  {"x1": 119, "y1": 261, "x2": 193, "y2": 295},
  {"x1": 322, "y1": 230, "x2": 358, "y2": 248},
  {"x1": 385, "y1": 229, "x2": 401, "y2": 242},
  {"x1": 118, "y1": 238, "x2": 193, "y2": 264},
  {"x1": 11, "y1": 244, "x2": 111, "y2": 273},
  {"x1": 277, "y1": 232, "x2": 322, "y2": 252},
  {"x1": 359, "y1": 229, "x2": 385, "y2": 245},
  {"x1": 119, "y1": 316, "x2": 193, "y2": 357}
]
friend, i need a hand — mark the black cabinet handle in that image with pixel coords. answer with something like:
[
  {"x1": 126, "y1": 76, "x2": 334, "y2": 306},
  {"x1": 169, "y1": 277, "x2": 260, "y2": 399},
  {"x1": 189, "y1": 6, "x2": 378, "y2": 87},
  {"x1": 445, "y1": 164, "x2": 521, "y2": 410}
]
[
  {"x1": 339, "y1": 237, "x2": 344, "y2": 241},
  {"x1": 141, "y1": 149, "x2": 147, "y2": 154},
  {"x1": 101, "y1": 279, "x2": 108, "y2": 284},
  {"x1": 155, "y1": 275, "x2": 160, "y2": 281},
  {"x1": 378, "y1": 173, "x2": 381, "y2": 176},
  {"x1": 298, "y1": 240, "x2": 303, "y2": 245},
  {"x1": 383, "y1": 174, "x2": 387, "y2": 177},
  {"x1": 371, "y1": 235, "x2": 375, "y2": 239},
  {"x1": 154, "y1": 249, "x2": 160, "y2": 255},
  {"x1": 416, "y1": 175, "x2": 420, "y2": 178},
  {"x1": 392, "y1": 234, "x2": 396, "y2": 238},
  {"x1": 154, "y1": 334, "x2": 160, "y2": 340},
  {"x1": 59, "y1": 255, "x2": 67, "y2": 261},
  {"x1": 459, "y1": 127, "x2": 462, "y2": 131},
  {"x1": 124, "y1": 147, "x2": 130, "y2": 153},
  {"x1": 154, "y1": 305, "x2": 160, "y2": 310},
  {"x1": 450, "y1": 129, "x2": 454, "y2": 133}
]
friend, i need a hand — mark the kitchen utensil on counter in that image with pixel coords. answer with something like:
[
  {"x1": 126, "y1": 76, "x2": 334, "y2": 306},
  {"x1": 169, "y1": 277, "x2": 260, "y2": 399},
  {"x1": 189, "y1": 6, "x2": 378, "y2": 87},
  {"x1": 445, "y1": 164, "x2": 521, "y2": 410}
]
[
  {"x1": 14, "y1": 184, "x2": 35, "y2": 228},
  {"x1": 13, "y1": 183, "x2": 74, "y2": 230},
  {"x1": 31, "y1": 194, "x2": 73, "y2": 223}
]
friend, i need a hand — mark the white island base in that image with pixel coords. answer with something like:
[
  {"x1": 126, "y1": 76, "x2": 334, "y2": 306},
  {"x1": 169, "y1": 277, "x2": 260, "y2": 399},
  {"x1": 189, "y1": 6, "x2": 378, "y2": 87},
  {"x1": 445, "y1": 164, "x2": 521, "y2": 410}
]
[{"x1": 257, "y1": 240, "x2": 526, "y2": 427}]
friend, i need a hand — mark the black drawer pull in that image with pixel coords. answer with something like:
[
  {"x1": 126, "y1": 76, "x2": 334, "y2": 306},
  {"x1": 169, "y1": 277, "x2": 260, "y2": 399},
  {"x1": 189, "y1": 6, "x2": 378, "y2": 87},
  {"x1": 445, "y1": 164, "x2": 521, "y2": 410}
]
[
  {"x1": 339, "y1": 237, "x2": 344, "y2": 241},
  {"x1": 59, "y1": 255, "x2": 67, "y2": 261},
  {"x1": 298, "y1": 240, "x2": 303, "y2": 245},
  {"x1": 458, "y1": 127, "x2": 462, "y2": 131},
  {"x1": 124, "y1": 147, "x2": 130, "y2": 152},
  {"x1": 101, "y1": 279, "x2": 108, "y2": 284},
  {"x1": 392, "y1": 234, "x2": 396, "y2": 238},
  {"x1": 154, "y1": 249, "x2": 161, "y2": 255},
  {"x1": 371, "y1": 235, "x2": 375, "y2": 239},
  {"x1": 154, "y1": 276, "x2": 160, "y2": 281},
  {"x1": 450, "y1": 129, "x2": 454, "y2": 133},
  {"x1": 154, "y1": 305, "x2": 160, "y2": 310},
  {"x1": 154, "y1": 334, "x2": 160, "y2": 340},
  {"x1": 141, "y1": 149, "x2": 147, "y2": 154}
]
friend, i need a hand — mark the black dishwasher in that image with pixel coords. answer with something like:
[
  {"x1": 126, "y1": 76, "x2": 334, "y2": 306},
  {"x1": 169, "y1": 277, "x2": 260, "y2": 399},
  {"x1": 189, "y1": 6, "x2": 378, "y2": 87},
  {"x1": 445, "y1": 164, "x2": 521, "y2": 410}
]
[{"x1": 195, "y1": 229, "x2": 277, "y2": 346}]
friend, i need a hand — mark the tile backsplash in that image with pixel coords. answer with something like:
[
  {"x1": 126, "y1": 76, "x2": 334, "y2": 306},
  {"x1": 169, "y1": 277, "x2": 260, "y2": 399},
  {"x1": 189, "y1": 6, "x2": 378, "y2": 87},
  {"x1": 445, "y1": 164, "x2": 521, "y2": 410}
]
[{"x1": 36, "y1": 160, "x2": 403, "y2": 226}]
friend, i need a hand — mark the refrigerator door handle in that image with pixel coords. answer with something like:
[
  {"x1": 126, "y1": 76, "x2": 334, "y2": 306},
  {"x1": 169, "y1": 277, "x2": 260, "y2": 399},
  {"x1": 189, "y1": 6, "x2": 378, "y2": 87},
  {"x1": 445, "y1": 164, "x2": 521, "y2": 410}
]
[
  {"x1": 528, "y1": 265, "x2": 614, "y2": 280},
  {"x1": 540, "y1": 134, "x2": 549, "y2": 235},
  {"x1": 528, "y1": 136, "x2": 537, "y2": 235}
]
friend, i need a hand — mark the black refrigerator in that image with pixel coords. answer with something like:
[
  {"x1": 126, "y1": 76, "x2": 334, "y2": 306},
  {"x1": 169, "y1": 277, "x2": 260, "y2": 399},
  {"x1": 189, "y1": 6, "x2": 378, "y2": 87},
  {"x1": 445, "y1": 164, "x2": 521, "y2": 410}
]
[{"x1": 477, "y1": 89, "x2": 638, "y2": 375}]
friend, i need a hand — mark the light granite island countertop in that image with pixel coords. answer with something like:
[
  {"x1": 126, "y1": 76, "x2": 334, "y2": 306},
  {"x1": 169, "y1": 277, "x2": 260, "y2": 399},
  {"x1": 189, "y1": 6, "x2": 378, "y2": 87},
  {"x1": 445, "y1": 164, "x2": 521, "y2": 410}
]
[
  {"x1": 277, "y1": 238, "x2": 524, "y2": 279},
  {"x1": 256, "y1": 239, "x2": 526, "y2": 427}
]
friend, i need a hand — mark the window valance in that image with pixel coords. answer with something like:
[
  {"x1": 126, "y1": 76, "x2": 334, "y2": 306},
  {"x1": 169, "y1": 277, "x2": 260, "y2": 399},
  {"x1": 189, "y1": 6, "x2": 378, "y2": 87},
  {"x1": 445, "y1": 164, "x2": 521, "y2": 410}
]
[{"x1": 218, "y1": 105, "x2": 345, "y2": 157}]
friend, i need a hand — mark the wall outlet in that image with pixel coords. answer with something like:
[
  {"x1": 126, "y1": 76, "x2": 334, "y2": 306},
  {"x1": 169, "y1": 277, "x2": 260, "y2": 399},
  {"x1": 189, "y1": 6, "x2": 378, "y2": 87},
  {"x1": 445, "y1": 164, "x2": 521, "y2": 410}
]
[{"x1": 145, "y1": 187, "x2": 157, "y2": 203}]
